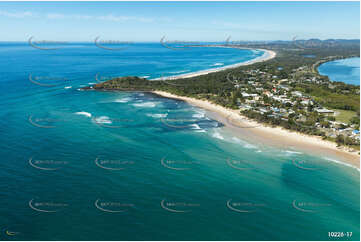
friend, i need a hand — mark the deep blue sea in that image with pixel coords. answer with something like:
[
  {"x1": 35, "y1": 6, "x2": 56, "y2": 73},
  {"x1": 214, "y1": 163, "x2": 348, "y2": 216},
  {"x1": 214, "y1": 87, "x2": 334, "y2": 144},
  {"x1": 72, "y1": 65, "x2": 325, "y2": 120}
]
[
  {"x1": 318, "y1": 57, "x2": 360, "y2": 85},
  {"x1": 0, "y1": 43, "x2": 359, "y2": 241}
]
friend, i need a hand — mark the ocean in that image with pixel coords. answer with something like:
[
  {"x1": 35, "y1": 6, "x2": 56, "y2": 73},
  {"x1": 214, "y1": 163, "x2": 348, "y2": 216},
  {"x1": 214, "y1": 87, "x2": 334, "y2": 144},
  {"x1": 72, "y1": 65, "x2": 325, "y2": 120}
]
[
  {"x1": 0, "y1": 43, "x2": 359, "y2": 241},
  {"x1": 318, "y1": 57, "x2": 360, "y2": 85}
]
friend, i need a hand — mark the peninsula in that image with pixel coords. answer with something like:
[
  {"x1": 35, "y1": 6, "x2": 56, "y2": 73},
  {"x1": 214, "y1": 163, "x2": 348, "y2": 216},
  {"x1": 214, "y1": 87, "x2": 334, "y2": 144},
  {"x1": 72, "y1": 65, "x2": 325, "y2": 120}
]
[{"x1": 85, "y1": 40, "x2": 360, "y2": 168}]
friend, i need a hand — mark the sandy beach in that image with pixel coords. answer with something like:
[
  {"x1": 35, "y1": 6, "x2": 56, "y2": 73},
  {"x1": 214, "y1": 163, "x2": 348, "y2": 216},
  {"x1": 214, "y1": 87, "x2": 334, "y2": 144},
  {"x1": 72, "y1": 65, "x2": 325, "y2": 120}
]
[
  {"x1": 153, "y1": 90, "x2": 360, "y2": 170},
  {"x1": 151, "y1": 48, "x2": 276, "y2": 80}
]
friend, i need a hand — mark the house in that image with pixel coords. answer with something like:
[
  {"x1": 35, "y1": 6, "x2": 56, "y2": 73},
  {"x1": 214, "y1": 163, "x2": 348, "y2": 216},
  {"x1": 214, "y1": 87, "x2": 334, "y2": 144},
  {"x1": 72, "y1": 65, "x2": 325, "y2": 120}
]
[
  {"x1": 315, "y1": 108, "x2": 334, "y2": 116},
  {"x1": 259, "y1": 108, "x2": 268, "y2": 114},
  {"x1": 301, "y1": 100, "x2": 312, "y2": 105},
  {"x1": 241, "y1": 92, "x2": 251, "y2": 97},
  {"x1": 291, "y1": 91, "x2": 303, "y2": 97}
]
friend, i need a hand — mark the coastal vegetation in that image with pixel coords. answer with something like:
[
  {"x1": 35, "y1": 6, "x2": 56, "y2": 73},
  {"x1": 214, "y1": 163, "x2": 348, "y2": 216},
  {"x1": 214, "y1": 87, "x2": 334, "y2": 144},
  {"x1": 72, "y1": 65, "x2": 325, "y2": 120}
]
[{"x1": 88, "y1": 39, "x2": 360, "y2": 150}]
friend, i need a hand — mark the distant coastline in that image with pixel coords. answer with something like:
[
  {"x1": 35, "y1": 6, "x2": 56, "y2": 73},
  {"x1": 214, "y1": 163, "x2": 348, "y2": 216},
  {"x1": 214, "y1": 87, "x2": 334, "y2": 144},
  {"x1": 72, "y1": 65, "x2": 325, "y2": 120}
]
[{"x1": 151, "y1": 47, "x2": 276, "y2": 80}]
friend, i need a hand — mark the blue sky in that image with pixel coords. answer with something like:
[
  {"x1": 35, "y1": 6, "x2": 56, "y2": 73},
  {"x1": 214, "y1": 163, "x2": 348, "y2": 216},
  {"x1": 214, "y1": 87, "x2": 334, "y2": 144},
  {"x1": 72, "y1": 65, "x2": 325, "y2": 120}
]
[{"x1": 0, "y1": 1, "x2": 359, "y2": 41}]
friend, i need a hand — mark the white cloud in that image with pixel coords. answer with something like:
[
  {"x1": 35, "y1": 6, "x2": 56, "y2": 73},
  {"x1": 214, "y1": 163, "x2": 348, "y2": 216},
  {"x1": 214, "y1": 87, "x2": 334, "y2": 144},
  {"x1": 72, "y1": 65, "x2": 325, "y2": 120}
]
[
  {"x1": 46, "y1": 13, "x2": 92, "y2": 20},
  {"x1": 96, "y1": 14, "x2": 154, "y2": 23},
  {"x1": 0, "y1": 11, "x2": 160, "y2": 23},
  {"x1": 73, "y1": 15, "x2": 92, "y2": 20},
  {"x1": 0, "y1": 10, "x2": 36, "y2": 18},
  {"x1": 46, "y1": 13, "x2": 66, "y2": 19}
]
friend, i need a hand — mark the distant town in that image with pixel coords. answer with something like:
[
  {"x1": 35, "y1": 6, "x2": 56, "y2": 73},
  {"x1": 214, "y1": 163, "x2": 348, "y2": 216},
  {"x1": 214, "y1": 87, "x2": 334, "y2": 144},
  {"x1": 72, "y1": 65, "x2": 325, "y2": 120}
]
[{"x1": 230, "y1": 56, "x2": 360, "y2": 149}]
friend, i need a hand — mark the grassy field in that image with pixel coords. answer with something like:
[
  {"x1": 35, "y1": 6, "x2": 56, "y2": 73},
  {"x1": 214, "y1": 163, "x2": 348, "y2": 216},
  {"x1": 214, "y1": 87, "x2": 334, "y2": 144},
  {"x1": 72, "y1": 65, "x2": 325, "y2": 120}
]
[{"x1": 334, "y1": 109, "x2": 357, "y2": 123}]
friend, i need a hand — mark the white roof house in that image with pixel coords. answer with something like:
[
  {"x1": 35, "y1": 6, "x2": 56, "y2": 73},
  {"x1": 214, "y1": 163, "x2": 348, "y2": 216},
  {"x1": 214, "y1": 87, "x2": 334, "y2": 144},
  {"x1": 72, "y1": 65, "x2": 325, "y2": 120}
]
[{"x1": 315, "y1": 108, "x2": 334, "y2": 115}]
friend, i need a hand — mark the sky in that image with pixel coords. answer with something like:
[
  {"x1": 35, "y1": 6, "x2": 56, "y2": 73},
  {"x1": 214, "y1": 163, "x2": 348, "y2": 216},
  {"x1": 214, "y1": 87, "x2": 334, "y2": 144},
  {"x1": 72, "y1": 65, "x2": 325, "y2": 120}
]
[{"x1": 0, "y1": 1, "x2": 359, "y2": 41}]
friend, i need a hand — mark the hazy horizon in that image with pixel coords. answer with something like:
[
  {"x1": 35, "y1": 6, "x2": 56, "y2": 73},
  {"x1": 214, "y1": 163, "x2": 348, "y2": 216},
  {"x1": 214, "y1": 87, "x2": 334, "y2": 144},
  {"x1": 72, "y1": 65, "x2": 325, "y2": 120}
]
[{"x1": 0, "y1": 1, "x2": 359, "y2": 41}]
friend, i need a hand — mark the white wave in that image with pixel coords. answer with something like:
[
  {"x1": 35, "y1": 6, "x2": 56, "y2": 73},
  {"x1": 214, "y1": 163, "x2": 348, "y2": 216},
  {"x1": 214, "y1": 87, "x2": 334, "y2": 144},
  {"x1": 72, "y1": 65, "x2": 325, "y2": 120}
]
[
  {"x1": 212, "y1": 131, "x2": 224, "y2": 140},
  {"x1": 74, "y1": 111, "x2": 92, "y2": 118},
  {"x1": 323, "y1": 157, "x2": 360, "y2": 172},
  {"x1": 231, "y1": 137, "x2": 257, "y2": 149},
  {"x1": 231, "y1": 137, "x2": 242, "y2": 143},
  {"x1": 192, "y1": 112, "x2": 205, "y2": 118},
  {"x1": 146, "y1": 113, "x2": 168, "y2": 118},
  {"x1": 94, "y1": 116, "x2": 112, "y2": 124},
  {"x1": 211, "y1": 63, "x2": 224, "y2": 67},
  {"x1": 133, "y1": 102, "x2": 157, "y2": 108},
  {"x1": 114, "y1": 97, "x2": 132, "y2": 103},
  {"x1": 169, "y1": 70, "x2": 190, "y2": 74},
  {"x1": 140, "y1": 76, "x2": 150, "y2": 78},
  {"x1": 284, "y1": 150, "x2": 303, "y2": 155},
  {"x1": 64, "y1": 86, "x2": 72, "y2": 89},
  {"x1": 244, "y1": 143, "x2": 257, "y2": 149},
  {"x1": 194, "y1": 129, "x2": 206, "y2": 133},
  {"x1": 256, "y1": 150, "x2": 263, "y2": 153},
  {"x1": 139, "y1": 93, "x2": 145, "y2": 96},
  {"x1": 189, "y1": 124, "x2": 201, "y2": 130},
  {"x1": 88, "y1": 82, "x2": 96, "y2": 85}
]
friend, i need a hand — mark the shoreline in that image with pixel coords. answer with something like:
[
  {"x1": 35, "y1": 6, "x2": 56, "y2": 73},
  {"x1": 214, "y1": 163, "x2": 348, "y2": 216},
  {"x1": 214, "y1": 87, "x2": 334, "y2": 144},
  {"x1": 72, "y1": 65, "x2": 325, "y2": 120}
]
[
  {"x1": 151, "y1": 47, "x2": 276, "y2": 80},
  {"x1": 316, "y1": 56, "x2": 360, "y2": 85},
  {"x1": 152, "y1": 90, "x2": 360, "y2": 170}
]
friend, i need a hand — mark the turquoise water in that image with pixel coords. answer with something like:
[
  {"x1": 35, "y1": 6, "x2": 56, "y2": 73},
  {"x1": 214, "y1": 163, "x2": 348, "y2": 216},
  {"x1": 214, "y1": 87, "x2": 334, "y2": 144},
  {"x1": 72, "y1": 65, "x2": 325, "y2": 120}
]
[
  {"x1": 318, "y1": 57, "x2": 360, "y2": 85},
  {"x1": 0, "y1": 43, "x2": 359, "y2": 241}
]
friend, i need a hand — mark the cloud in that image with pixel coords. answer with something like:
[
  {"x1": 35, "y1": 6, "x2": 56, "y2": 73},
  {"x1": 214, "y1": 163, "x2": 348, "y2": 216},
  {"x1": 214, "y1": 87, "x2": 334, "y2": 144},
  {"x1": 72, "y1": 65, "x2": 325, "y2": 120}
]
[
  {"x1": 46, "y1": 13, "x2": 92, "y2": 20},
  {"x1": 96, "y1": 14, "x2": 154, "y2": 23},
  {"x1": 44, "y1": 12, "x2": 154, "y2": 23},
  {"x1": 0, "y1": 11, "x2": 161, "y2": 23},
  {"x1": 0, "y1": 10, "x2": 36, "y2": 18},
  {"x1": 46, "y1": 13, "x2": 66, "y2": 19}
]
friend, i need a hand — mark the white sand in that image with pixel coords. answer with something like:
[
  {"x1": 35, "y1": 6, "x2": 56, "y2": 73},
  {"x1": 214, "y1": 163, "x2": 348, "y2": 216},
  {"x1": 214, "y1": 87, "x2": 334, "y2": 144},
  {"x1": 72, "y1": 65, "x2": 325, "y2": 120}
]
[
  {"x1": 151, "y1": 48, "x2": 276, "y2": 81},
  {"x1": 153, "y1": 90, "x2": 360, "y2": 169}
]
